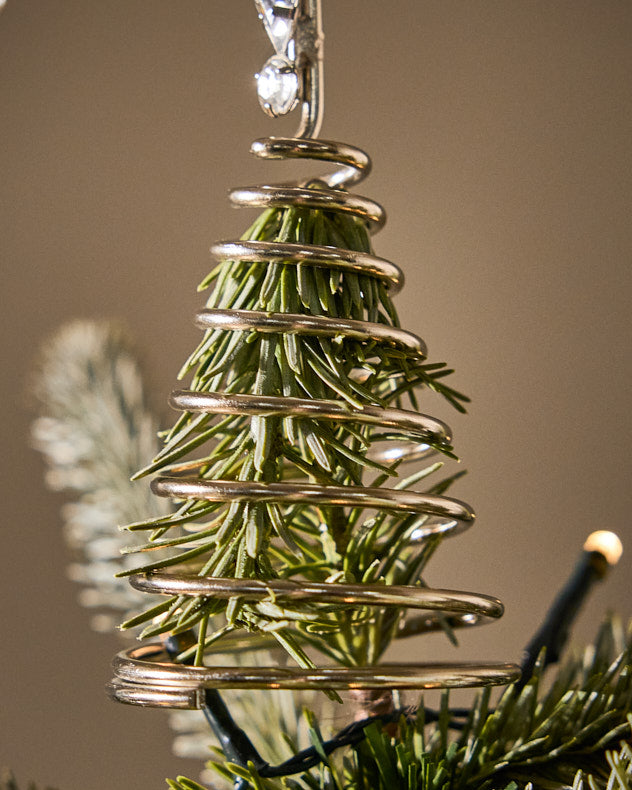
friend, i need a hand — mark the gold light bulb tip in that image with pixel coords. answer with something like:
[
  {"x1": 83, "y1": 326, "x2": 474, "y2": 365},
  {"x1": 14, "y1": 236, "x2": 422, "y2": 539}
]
[{"x1": 583, "y1": 530, "x2": 623, "y2": 566}]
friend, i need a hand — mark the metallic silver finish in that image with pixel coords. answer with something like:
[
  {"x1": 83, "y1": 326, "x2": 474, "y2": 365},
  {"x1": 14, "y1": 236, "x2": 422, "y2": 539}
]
[
  {"x1": 110, "y1": 644, "x2": 521, "y2": 703},
  {"x1": 194, "y1": 309, "x2": 425, "y2": 357},
  {"x1": 294, "y1": 0, "x2": 324, "y2": 139},
  {"x1": 152, "y1": 478, "x2": 474, "y2": 537},
  {"x1": 211, "y1": 240, "x2": 402, "y2": 291},
  {"x1": 129, "y1": 574, "x2": 503, "y2": 619},
  {"x1": 230, "y1": 184, "x2": 385, "y2": 230},
  {"x1": 370, "y1": 441, "x2": 436, "y2": 466},
  {"x1": 170, "y1": 391, "x2": 449, "y2": 444},
  {"x1": 107, "y1": 677, "x2": 204, "y2": 709},
  {"x1": 253, "y1": 0, "x2": 323, "y2": 138},
  {"x1": 110, "y1": 128, "x2": 521, "y2": 708},
  {"x1": 250, "y1": 137, "x2": 367, "y2": 187},
  {"x1": 250, "y1": 137, "x2": 370, "y2": 187}
]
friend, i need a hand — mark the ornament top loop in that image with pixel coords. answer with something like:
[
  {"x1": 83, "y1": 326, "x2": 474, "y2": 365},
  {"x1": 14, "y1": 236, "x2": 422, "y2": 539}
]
[{"x1": 254, "y1": 0, "x2": 324, "y2": 139}]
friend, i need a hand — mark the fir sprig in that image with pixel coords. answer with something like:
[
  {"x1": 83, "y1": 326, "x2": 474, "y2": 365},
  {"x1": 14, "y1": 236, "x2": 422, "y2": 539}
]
[
  {"x1": 31, "y1": 320, "x2": 167, "y2": 631},
  {"x1": 175, "y1": 617, "x2": 631, "y2": 790},
  {"x1": 30, "y1": 321, "x2": 332, "y2": 773},
  {"x1": 120, "y1": 198, "x2": 469, "y2": 666}
]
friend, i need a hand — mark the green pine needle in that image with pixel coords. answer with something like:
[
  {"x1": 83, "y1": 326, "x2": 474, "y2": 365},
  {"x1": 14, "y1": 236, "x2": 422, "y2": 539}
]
[
  {"x1": 122, "y1": 198, "x2": 470, "y2": 666},
  {"x1": 178, "y1": 617, "x2": 632, "y2": 790}
]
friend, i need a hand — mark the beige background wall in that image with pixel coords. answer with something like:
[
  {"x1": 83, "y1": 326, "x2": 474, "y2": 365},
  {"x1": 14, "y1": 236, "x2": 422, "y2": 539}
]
[{"x1": 1, "y1": 2, "x2": 631, "y2": 788}]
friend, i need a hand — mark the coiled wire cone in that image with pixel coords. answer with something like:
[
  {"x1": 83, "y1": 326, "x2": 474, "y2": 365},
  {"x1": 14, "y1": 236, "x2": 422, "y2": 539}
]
[{"x1": 109, "y1": 137, "x2": 520, "y2": 708}]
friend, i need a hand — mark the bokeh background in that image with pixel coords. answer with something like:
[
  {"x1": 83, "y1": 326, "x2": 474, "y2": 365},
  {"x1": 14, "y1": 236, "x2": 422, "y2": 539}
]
[{"x1": 2, "y1": 2, "x2": 631, "y2": 788}]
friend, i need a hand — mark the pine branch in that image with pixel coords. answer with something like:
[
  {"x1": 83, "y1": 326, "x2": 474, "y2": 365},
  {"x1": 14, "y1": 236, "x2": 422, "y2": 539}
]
[
  {"x1": 31, "y1": 320, "x2": 168, "y2": 631},
  {"x1": 181, "y1": 616, "x2": 632, "y2": 790},
  {"x1": 168, "y1": 651, "x2": 336, "y2": 780},
  {"x1": 30, "y1": 320, "x2": 336, "y2": 773},
  {"x1": 121, "y1": 201, "x2": 469, "y2": 667},
  {"x1": 456, "y1": 618, "x2": 631, "y2": 790}
]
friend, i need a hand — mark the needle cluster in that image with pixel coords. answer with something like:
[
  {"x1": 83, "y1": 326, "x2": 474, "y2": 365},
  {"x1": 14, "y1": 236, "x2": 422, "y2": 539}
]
[
  {"x1": 119, "y1": 199, "x2": 468, "y2": 670},
  {"x1": 172, "y1": 618, "x2": 632, "y2": 790}
]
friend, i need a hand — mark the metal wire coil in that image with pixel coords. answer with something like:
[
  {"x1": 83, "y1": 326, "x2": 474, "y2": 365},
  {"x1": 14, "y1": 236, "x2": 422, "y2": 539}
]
[{"x1": 109, "y1": 137, "x2": 521, "y2": 709}]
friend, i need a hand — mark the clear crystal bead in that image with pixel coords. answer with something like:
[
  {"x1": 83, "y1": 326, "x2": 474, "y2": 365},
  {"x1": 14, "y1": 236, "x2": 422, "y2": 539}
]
[
  {"x1": 256, "y1": 55, "x2": 299, "y2": 117},
  {"x1": 255, "y1": 0, "x2": 299, "y2": 56}
]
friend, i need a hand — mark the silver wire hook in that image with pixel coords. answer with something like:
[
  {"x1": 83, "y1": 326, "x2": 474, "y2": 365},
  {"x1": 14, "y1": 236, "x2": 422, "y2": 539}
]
[{"x1": 254, "y1": 0, "x2": 324, "y2": 139}]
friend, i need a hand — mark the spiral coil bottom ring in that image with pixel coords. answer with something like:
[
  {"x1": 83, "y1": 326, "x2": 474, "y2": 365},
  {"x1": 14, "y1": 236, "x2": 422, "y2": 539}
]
[
  {"x1": 108, "y1": 647, "x2": 520, "y2": 710},
  {"x1": 108, "y1": 574, "x2": 521, "y2": 708}
]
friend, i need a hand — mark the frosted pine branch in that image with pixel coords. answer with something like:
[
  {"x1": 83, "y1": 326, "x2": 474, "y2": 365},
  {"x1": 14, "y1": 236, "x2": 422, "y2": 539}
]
[{"x1": 31, "y1": 320, "x2": 167, "y2": 631}]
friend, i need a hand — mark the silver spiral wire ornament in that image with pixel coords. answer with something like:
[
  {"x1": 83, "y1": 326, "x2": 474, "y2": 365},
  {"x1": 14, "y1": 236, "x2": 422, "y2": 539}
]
[
  {"x1": 108, "y1": 135, "x2": 521, "y2": 709},
  {"x1": 109, "y1": 0, "x2": 519, "y2": 715}
]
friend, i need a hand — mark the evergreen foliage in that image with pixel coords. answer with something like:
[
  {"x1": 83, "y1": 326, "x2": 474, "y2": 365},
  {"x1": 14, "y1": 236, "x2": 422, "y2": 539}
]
[
  {"x1": 28, "y1": 157, "x2": 631, "y2": 790},
  {"x1": 169, "y1": 618, "x2": 632, "y2": 790},
  {"x1": 120, "y1": 200, "x2": 469, "y2": 670},
  {"x1": 31, "y1": 321, "x2": 166, "y2": 631},
  {"x1": 30, "y1": 321, "x2": 328, "y2": 769}
]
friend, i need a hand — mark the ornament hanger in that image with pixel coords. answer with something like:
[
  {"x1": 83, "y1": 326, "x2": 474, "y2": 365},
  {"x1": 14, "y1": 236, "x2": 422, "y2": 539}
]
[{"x1": 254, "y1": 0, "x2": 324, "y2": 138}]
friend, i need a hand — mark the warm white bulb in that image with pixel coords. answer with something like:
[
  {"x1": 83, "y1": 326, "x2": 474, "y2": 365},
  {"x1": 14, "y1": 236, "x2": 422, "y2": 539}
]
[{"x1": 583, "y1": 530, "x2": 623, "y2": 565}]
